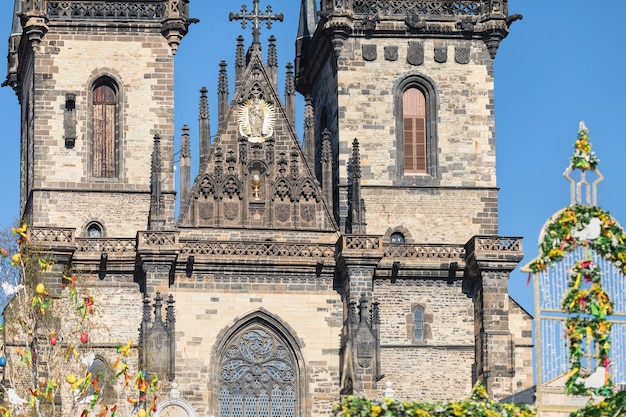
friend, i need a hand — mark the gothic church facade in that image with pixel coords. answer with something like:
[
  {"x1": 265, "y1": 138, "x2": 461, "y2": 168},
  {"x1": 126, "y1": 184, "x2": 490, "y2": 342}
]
[{"x1": 3, "y1": 1, "x2": 532, "y2": 416}]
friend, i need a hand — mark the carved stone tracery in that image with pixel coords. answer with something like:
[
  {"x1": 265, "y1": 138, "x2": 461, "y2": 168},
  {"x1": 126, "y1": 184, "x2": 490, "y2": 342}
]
[
  {"x1": 180, "y1": 241, "x2": 336, "y2": 258},
  {"x1": 346, "y1": 1, "x2": 484, "y2": 16},
  {"x1": 47, "y1": 1, "x2": 166, "y2": 20},
  {"x1": 218, "y1": 326, "x2": 296, "y2": 417}
]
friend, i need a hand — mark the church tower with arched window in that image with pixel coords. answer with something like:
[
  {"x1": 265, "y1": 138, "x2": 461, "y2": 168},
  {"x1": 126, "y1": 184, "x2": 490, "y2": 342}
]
[
  {"x1": 295, "y1": 0, "x2": 529, "y2": 400},
  {"x1": 5, "y1": 0, "x2": 191, "y2": 237}
]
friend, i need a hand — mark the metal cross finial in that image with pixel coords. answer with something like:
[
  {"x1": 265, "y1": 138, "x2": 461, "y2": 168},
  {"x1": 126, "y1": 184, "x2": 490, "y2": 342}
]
[{"x1": 229, "y1": 0, "x2": 284, "y2": 46}]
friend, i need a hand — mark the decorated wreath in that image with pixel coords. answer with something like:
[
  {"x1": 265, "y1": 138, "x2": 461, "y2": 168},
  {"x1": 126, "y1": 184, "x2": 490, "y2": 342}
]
[
  {"x1": 528, "y1": 205, "x2": 626, "y2": 275},
  {"x1": 526, "y1": 124, "x2": 626, "y2": 399}
]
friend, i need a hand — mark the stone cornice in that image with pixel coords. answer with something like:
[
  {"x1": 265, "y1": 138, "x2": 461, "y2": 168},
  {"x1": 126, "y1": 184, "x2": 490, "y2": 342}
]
[{"x1": 28, "y1": 228, "x2": 503, "y2": 278}]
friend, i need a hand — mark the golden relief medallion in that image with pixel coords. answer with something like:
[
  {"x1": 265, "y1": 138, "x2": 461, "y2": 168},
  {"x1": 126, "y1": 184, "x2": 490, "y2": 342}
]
[{"x1": 238, "y1": 98, "x2": 275, "y2": 143}]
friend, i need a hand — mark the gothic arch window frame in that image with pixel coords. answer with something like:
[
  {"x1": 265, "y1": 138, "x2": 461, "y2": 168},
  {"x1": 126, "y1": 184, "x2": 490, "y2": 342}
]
[
  {"x1": 393, "y1": 74, "x2": 439, "y2": 186},
  {"x1": 81, "y1": 218, "x2": 107, "y2": 238},
  {"x1": 383, "y1": 226, "x2": 414, "y2": 244},
  {"x1": 87, "y1": 71, "x2": 123, "y2": 181},
  {"x1": 86, "y1": 221, "x2": 104, "y2": 238},
  {"x1": 210, "y1": 309, "x2": 308, "y2": 417},
  {"x1": 412, "y1": 305, "x2": 424, "y2": 341},
  {"x1": 406, "y1": 303, "x2": 432, "y2": 344}
]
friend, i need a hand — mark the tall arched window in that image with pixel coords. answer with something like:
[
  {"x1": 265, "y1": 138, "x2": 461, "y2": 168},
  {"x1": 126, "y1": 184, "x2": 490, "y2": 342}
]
[
  {"x1": 218, "y1": 325, "x2": 298, "y2": 417},
  {"x1": 92, "y1": 78, "x2": 118, "y2": 178},
  {"x1": 403, "y1": 88, "x2": 426, "y2": 174},
  {"x1": 395, "y1": 76, "x2": 438, "y2": 181}
]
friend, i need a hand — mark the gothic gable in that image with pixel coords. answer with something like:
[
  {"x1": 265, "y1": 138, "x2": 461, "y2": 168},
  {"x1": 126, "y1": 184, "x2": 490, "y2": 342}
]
[{"x1": 178, "y1": 53, "x2": 336, "y2": 231}]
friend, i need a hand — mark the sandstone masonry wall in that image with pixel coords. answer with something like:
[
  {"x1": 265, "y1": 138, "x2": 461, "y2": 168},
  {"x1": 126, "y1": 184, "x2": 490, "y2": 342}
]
[{"x1": 156, "y1": 273, "x2": 343, "y2": 417}]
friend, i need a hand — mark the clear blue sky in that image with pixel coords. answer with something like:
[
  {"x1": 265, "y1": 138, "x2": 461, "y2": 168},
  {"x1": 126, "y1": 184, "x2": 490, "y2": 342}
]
[{"x1": 1, "y1": 1, "x2": 625, "y2": 315}]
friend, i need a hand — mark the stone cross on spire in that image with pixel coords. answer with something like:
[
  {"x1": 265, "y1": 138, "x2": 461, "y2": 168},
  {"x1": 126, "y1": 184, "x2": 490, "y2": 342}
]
[{"x1": 229, "y1": 0, "x2": 284, "y2": 46}]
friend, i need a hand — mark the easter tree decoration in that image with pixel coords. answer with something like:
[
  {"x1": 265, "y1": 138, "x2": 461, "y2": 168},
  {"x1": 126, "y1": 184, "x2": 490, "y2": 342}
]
[{"x1": 0, "y1": 224, "x2": 158, "y2": 416}]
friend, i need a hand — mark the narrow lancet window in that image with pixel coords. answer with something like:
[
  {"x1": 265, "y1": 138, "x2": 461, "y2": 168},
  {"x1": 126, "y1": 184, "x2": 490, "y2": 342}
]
[
  {"x1": 92, "y1": 81, "x2": 117, "y2": 178},
  {"x1": 413, "y1": 306, "x2": 424, "y2": 341},
  {"x1": 402, "y1": 88, "x2": 427, "y2": 174}
]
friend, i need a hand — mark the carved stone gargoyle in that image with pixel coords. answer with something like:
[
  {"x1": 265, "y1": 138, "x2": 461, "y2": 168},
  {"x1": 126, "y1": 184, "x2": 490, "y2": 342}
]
[{"x1": 405, "y1": 13, "x2": 426, "y2": 32}]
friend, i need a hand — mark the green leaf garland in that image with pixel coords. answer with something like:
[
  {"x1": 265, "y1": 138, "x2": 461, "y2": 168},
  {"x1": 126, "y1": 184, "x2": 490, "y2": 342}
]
[
  {"x1": 527, "y1": 204, "x2": 625, "y2": 398},
  {"x1": 333, "y1": 382, "x2": 536, "y2": 417},
  {"x1": 529, "y1": 205, "x2": 626, "y2": 274}
]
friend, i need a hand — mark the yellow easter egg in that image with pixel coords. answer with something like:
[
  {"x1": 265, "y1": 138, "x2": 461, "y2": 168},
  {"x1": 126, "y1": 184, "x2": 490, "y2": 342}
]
[
  {"x1": 137, "y1": 409, "x2": 146, "y2": 417},
  {"x1": 67, "y1": 374, "x2": 77, "y2": 384},
  {"x1": 35, "y1": 283, "x2": 46, "y2": 294}
]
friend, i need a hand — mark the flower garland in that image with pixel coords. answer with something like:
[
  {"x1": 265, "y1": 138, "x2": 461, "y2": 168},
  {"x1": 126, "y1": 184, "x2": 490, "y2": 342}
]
[
  {"x1": 333, "y1": 382, "x2": 536, "y2": 417},
  {"x1": 563, "y1": 316, "x2": 612, "y2": 396},
  {"x1": 561, "y1": 261, "x2": 613, "y2": 318},
  {"x1": 528, "y1": 205, "x2": 626, "y2": 274},
  {"x1": 527, "y1": 203, "x2": 626, "y2": 397},
  {"x1": 570, "y1": 123, "x2": 599, "y2": 171},
  {"x1": 560, "y1": 262, "x2": 614, "y2": 396}
]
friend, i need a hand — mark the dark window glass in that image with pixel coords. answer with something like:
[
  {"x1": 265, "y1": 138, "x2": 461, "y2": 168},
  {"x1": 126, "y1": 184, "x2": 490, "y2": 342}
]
[
  {"x1": 413, "y1": 307, "x2": 424, "y2": 340},
  {"x1": 390, "y1": 232, "x2": 405, "y2": 244}
]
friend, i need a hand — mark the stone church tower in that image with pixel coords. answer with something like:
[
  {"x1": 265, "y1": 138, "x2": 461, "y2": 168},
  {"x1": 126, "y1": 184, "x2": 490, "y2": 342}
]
[{"x1": 3, "y1": 1, "x2": 532, "y2": 416}]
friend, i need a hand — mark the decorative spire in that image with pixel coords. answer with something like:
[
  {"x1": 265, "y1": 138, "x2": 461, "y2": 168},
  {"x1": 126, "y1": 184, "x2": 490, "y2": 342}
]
[
  {"x1": 267, "y1": 35, "x2": 278, "y2": 86},
  {"x1": 349, "y1": 300, "x2": 358, "y2": 324},
  {"x1": 351, "y1": 138, "x2": 361, "y2": 180},
  {"x1": 180, "y1": 125, "x2": 191, "y2": 206},
  {"x1": 564, "y1": 121, "x2": 603, "y2": 206},
  {"x1": 218, "y1": 61, "x2": 229, "y2": 95},
  {"x1": 166, "y1": 294, "x2": 176, "y2": 381},
  {"x1": 181, "y1": 125, "x2": 190, "y2": 159},
  {"x1": 198, "y1": 87, "x2": 210, "y2": 167},
  {"x1": 290, "y1": 146, "x2": 299, "y2": 180},
  {"x1": 285, "y1": 62, "x2": 295, "y2": 128},
  {"x1": 140, "y1": 295, "x2": 151, "y2": 370},
  {"x1": 10, "y1": 0, "x2": 22, "y2": 35},
  {"x1": 358, "y1": 294, "x2": 368, "y2": 323},
  {"x1": 304, "y1": 95, "x2": 315, "y2": 166},
  {"x1": 235, "y1": 35, "x2": 245, "y2": 85},
  {"x1": 267, "y1": 35, "x2": 278, "y2": 67},
  {"x1": 142, "y1": 292, "x2": 176, "y2": 380},
  {"x1": 149, "y1": 134, "x2": 164, "y2": 231},
  {"x1": 218, "y1": 61, "x2": 229, "y2": 132},
  {"x1": 295, "y1": 0, "x2": 317, "y2": 81},
  {"x1": 348, "y1": 138, "x2": 366, "y2": 234},
  {"x1": 285, "y1": 62, "x2": 295, "y2": 95},
  {"x1": 321, "y1": 128, "x2": 333, "y2": 207},
  {"x1": 153, "y1": 291, "x2": 164, "y2": 323},
  {"x1": 229, "y1": 0, "x2": 284, "y2": 49},
  {"x1": 371, "y1": 301, "x2": 380, "y2": 325}
]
